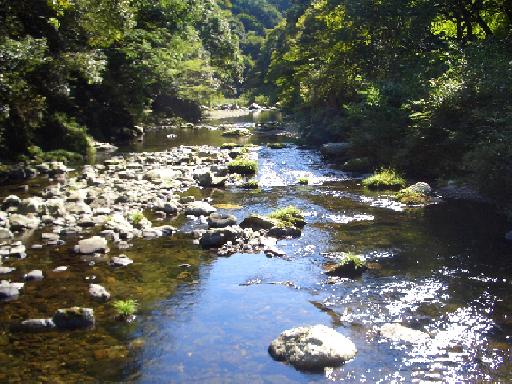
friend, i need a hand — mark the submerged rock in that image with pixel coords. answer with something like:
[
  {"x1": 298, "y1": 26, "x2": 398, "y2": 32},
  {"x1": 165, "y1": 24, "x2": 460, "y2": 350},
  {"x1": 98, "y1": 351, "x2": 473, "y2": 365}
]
[
  {"x1": 52, "y1": 307, "x2": 95, "y2": 330},
  {"x1": 378, "y1": 323, "x2": 429, "y2": 344},
  {"x1": 269, "y1": 324, "x2": 357, "y2": 370}
]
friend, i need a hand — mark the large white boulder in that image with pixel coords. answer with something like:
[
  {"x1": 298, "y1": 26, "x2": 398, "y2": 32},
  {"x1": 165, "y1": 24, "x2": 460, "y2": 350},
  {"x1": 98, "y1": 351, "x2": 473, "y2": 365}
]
[
  {"x1": 269, "y1": 324, "x2": 357, "y2": 370},
  {"x1": 74, "y1": 236, "x2": 108, "y2": 254}
]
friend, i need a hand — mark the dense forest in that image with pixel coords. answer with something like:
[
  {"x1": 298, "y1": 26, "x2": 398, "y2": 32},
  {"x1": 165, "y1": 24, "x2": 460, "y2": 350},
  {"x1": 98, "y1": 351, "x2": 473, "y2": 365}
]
[
  {"x1": 1, "y1": 0, "x2": 511, "y2": 213},
  {"x1": 259, "y1": 0, "x2": 512, "y2": 214}
]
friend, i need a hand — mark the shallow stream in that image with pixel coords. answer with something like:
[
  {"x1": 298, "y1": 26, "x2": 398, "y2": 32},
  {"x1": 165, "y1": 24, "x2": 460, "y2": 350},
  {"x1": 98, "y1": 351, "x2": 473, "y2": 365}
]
[{"x1": 1, "y1": 111, "x2": 512, "y2": 383}]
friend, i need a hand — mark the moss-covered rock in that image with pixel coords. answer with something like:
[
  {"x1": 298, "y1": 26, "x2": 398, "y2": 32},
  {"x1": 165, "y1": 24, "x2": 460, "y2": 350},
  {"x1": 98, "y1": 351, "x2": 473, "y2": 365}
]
[{"x1": 325, "y1": 253, "x2": 367, "y2": 278}]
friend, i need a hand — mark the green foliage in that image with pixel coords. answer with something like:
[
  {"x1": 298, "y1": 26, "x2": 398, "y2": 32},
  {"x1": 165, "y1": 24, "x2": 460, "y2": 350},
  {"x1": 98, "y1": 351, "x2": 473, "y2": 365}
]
[
  {"x1": 112, "y1": 299, "x2": 138, "y2": 317},
  {"x1": 297, "y1": 177, "x2": 309, "y2": 185},
  {"x1": 129, "y1": 211, "x2": 146, "y2": 226},
  {"x1": 362, "y1": 169, "x2": 406, "y2": 191},
  {"x1": 0, "y1": 0, "x2": 248, "y2": 160},
  {"x1": 227, "y1": 157, "x2": 258, "y2": 175},
  {"x1": 27, "y1": 146, "x2": 83, "y2": 163},
  {"x1": 268, "y1": 205, "x2": 305, "y2": 227}
]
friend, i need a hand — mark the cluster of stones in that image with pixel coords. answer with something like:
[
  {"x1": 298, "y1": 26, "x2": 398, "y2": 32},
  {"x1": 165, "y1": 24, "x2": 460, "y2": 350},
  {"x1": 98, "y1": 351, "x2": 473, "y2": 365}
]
[{"x1": 0, "y1": 143, "x2": 303, "y2": 331}]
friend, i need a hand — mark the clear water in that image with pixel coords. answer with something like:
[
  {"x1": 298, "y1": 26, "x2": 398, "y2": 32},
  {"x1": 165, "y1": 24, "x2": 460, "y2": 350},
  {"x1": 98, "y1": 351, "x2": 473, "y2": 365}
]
[{"x1": 1, "y1": 110, "x2": 512, "y2": 383}]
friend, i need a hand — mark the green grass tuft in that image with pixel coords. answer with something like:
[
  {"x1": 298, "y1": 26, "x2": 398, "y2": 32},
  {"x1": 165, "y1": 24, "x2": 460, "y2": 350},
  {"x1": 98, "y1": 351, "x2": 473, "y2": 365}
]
[
  {"x1": 112, "y1": 299, "x2": 138, "y2": 316},
  {"x1": 362, "y1": 168, "x2": 406, "y2": 190},
  {"x1": 129, "y1": 211, "x2": 145, "y2": 225}
]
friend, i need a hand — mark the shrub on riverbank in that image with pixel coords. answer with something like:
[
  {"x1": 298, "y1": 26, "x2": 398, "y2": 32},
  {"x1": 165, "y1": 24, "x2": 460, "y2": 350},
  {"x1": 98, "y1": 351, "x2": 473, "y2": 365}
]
[{"x1": 362, "y1": 169, "x2": 406, "y2": 191}]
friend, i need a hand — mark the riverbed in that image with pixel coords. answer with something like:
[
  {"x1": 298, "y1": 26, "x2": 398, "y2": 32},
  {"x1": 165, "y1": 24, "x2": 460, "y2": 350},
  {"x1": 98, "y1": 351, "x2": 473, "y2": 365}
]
[{"x1": 1, "y1": 110, "x2": 512, "y2": 383}]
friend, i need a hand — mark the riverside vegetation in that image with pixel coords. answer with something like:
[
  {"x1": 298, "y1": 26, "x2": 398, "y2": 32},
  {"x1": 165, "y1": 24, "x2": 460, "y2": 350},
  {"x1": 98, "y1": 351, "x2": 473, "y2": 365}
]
[{"x1": 1, "y1": 0, "x2": 512, "y2": 382}]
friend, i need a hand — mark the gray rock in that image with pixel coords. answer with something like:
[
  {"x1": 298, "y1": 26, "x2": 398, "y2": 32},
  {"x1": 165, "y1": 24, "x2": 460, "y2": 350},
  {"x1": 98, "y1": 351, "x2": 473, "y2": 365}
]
[
  {"x1": 9, "y1": 245, "x2": 26, "y2": 258},
  {"x1": 0, "y1": 228, "x2": 13, "y2": 240},
  {"x1": 42, "y1": 232, "x2": 60, "y2": 241},
  {"x1": 264, "y1": 246, "x2": 286, "y2": 257},
  {"x1": 199, "y1": 227, "x2": 243, "y2": 248},
  {"x1": 268, "y1": 226, "x2": 302, "y2": 239},
  {"x1": 162, "y1": 202, "x2": 179, "y2": 215},
  {"x1": 407, "y1": 182, "x2": 432, "y2": 195},
  {"x1": 240, "y1": 215, "x2": 276, "y2": 231},
  {"x1": 0, "y1": 281, "x2": 24, "y2": 299},
  {"x1": 75, "y1": 236, "x2": 108, "y2": 254},
  {"x1": 194, "y1": 171, "x2": 226, "y2": 187},
  {"x1": 320, "y1": 143, "x2": 351, "y2": 157},
  {"x1": 207, "y1": 213, "x2": 237, "y2": 228},
  {"x1": 269, "y1": 324, "x2": 357, "y2": 370},
  {"x1": 65, "y1": 201, "x2": 92, "y2": 215},
  {"x1": 185, "y1": 201, "x2": 217, "y2": 216},
  {"x1": 53, "y1": 266, "x2": 68, "y2": 272},
  {"x1": 19, "y1": 318, "x2": 56, "y2": 331},
  {"x1": 19, "y1": 197, "x2": 45, "y2": 214},
  {"x1": 53, "y1": 307, "x2": 95, "y2": 330},
  {"x1": 9, "y1": 214, "x2": 40, "y2": 230},
  {"x1": 109, "y1": 254, "x2": 133, "y2": 267},
  {"x1": 24, "y1": 270, "x2": 44, "y2": 281},
  {"x1": 0, "y1": 267, "x2": 16, "y2": 274},
  {"x1": 89, "y1": 283, "x2": 110, "y2": 301},
  {"x1": 3, "y1": 195, "x2": 21, "y2": 208}
]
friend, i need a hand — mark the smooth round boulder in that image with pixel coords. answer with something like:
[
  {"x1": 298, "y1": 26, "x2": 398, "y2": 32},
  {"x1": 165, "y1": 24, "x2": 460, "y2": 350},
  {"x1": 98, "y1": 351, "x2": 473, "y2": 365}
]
[{"x1": 268, "y1": 324, "x2": 357, "y2": 370}]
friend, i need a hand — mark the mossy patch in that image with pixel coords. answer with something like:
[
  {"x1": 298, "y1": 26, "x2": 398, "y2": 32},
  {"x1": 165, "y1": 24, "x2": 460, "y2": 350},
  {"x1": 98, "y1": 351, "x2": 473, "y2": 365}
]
[
  {"x1": 228, "y1": 158, "x2": 257, "y2": 175},
  {"x1": 268, "y1": 205, "x2": 305, "y2": 228},
  {"x1": 362, "y1": 168, "x2": 406, "y2": 190},
  {"x1": 297, "y1": 177, "x2": 309, "y2": 185},
  {"x1": 242, "y1": 179, "x2": 259, "y2": 189},
  {"x1": 396, "y1": 188, "x2": 429, "y2": 205}
]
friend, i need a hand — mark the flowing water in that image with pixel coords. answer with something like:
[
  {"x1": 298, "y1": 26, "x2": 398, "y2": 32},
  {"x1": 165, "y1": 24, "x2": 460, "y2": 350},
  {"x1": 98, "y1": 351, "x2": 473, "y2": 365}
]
[{"x1": 1, "y1": 110, "x2": 512, "y2": 383}]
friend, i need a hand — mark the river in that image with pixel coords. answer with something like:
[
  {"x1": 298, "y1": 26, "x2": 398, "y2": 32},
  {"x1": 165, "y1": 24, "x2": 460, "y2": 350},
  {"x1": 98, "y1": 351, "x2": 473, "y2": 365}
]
[{"x1": 0, "y1": 110, "x2": 511, "y2": 383}]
